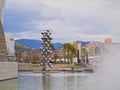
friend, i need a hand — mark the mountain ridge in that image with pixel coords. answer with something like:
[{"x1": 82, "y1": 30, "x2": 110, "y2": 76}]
[
  {"x1": 15, "y1": 39, "x2": 105, "y2": 50},
  {"x1": 15, "y1": 39, "x2": 63, "y2": 50}
]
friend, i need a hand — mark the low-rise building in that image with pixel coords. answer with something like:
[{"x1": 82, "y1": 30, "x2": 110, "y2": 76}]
[
  {"x1": 86, "y1": 42, "x2": 101, "y2": 56},
  {"x1": 104, "y1": 38, "x2": 112, "y2": 49},
  {"x1": 5, "y1": 36, "x2": 15, "y2": 56}
]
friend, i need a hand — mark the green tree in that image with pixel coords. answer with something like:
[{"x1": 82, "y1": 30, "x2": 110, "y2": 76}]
[
  {"x1": 81, "y1": 48, "x2": 89, "y2": 65},
  {"x1": 50, "y1": 44, "x2": 56, "y2": 50},
  {"x1": 62, "y1": 43, "x2": 77, "y2": 64}
]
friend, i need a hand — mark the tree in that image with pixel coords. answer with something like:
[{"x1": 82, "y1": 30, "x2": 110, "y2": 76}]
[
  {"x1": 15, "y1": 51, "x2": 22, "y2": 62},
  {"x1": 81, "y1": 48, "x2": 89, "y2": 65},
  {"x1": 62, "y1": 43, "x2": 77, "y2": 64},
  {"x1": 50, "y1": 44, "x2": 56, "y2": 50}
]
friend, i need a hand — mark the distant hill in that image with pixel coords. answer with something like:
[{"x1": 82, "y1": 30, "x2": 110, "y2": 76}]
[
  {"x1": 16, "y1": 39, "x2": 42, "y2": 48},
  {"x1": 15, "y1": 41, "x2": 31, "y2": 52},
  {"x1": 15, "y1": 39, "x2": 63, "y2": 50},
  {"x1": 15, "y1": 39, "x2": 105, "y2": 51},
  {"x1": 73, "y1": 41, "x2": 90, "y2": 47},
  {"x1": 53, "y1": 42, "x2": 63, "y2": 50}
]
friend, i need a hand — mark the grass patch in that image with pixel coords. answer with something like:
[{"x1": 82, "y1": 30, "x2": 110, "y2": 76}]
[
  {"x1": 28, "y1": 63, "x2": 40, "y2": 67},
  {"x1": 65, "y1": 64, "x2": 81, "y2": 69}
]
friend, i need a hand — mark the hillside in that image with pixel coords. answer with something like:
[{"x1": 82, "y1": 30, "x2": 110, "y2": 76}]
[
  {"x1": 15, "y1": 39, "x2": 104, "y2": 51},
  {"x1": 16, "y1": 39, "x2": 63, "y2": 50},
  {"x1": 15, "y1": 42, "x2": 31, "y2": 52}
]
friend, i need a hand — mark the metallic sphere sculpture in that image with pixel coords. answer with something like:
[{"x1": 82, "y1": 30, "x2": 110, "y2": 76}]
[{"x1": 40, "y1": 30, "x2": 53, "y2": 71}]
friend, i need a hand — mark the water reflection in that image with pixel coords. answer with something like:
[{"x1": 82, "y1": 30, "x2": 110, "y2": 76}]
[
  {"x1": 18, "y1": 72, "x2": 90, "y2": 90},
  {"x1": 42, "y1": 74, "x2": 54, "y2": 90},
  {"x1": 18, "y1": 72, "x2": 42, "y2": 90},
  {"x1": 0, "y1": 72, "x2": 92, "y2": 90},
  {"x1": 0, "y1": 78, "x2": 18, "y2": 90}
]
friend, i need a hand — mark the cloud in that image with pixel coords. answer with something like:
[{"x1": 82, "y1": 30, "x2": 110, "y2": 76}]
[{"x1": 4, "y1": 0, "x2": 120, "y2": 43}]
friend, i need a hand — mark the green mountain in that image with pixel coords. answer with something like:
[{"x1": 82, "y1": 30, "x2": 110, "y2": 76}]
[{"x1": 15, "y1": 41, "x2": 31, "y2": 52}]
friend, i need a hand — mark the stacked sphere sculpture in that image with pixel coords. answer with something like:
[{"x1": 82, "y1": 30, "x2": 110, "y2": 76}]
[{"x1": 40, "y1": 30, "x2": 53, "y2": 71}]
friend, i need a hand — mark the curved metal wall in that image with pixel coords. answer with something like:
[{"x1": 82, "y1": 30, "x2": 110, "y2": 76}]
[
  {"x1": 0, "y1": 0, "x2": 7, "y2": 56},
  {"x1": 0, "y1": 0, "x2": 5, "y2": 22}
]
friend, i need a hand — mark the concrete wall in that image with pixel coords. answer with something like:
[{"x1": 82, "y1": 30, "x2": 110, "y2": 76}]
[{"x1": 0, "y1": 62, "x2": 18, "y2": 80}]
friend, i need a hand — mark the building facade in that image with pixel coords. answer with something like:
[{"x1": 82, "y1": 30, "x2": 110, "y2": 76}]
[
  {"x1": 5, "y1": 36, "x2": 15, "y2": 56},
  {"x1": 104, "y1": 38, "x2": 112, "y2": 48},
  {"x1": 86, "y1": 42, "x2": 101, "y2": 56},
  {"x1": 0, "y1": 0, "x2": 7, "y2": 56},
  {"x1": 0, "y1": 0, "x2": 5, "y2": 21}
]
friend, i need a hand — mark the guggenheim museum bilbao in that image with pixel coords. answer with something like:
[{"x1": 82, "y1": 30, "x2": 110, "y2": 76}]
[
  {"x1": 0, "y1": 0, "x2": 7, "y2": 56},
  {"x1": 0, "y1": 0, "x2": 15, "y2": 56},
  {"x1": 0, "y1": 0, "x2": 4, "y2": 21},
  {"x1": 0, "y1": 0, "x2": 18, "y2": 81}
]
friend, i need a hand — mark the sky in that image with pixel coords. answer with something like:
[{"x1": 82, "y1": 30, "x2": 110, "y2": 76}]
[{"x1": 3, "y1": 0, "x2": 120, "y2": 43}]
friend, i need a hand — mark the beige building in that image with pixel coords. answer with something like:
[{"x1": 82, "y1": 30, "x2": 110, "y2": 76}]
[
  {"x1": 86, "y1": 42, "x2": 100, "y2": 56},
  {"x1": 104, "y1": 38, "x2": 112, "y2": 47}
]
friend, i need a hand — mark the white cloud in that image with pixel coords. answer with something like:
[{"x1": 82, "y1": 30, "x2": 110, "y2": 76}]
[{"x1": 5, "y1": 0, "x2": 120, "y2": 43}]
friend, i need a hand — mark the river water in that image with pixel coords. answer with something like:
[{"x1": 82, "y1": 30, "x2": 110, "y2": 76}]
[
  {"x1": 0, "y1": 71, "x2": 97, "y2": 90},
  {"x1": 1, "y1": 47, "x2": 120, "y2": 90},
  {"x1": 0, "y1": 70, "x2": 119, "y2": 90}
]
